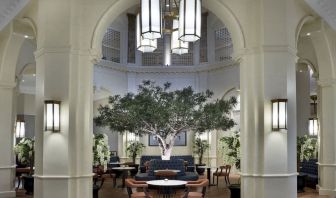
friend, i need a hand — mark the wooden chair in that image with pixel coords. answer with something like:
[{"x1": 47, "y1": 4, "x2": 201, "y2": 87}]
[
  {"x1": 93, "y1": 166, "x2": 116, "y2": 187},
  {"x1": 181, "y1": 179, "x2": 209, "y2": 198},
  {"x1": 213, "y1": 165, "x2": 231, "y2": 186},
  {"x1": 125, "y1": 179, "x2": 152, "y2": 198},
  {"x1": 155, "y1": 170, "x2": 177, "y2": 180}
]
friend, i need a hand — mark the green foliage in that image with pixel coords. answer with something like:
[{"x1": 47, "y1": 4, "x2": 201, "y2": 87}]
[
  {"x1": 193, "y1": 137, "x2": 210, "y2": 165},
  {"x1": 93, "y1": 134, "x2": 110, "y2": 169},
  {"x1": 14, "y1": 138, "x2": 34, "y2": 174},
  {"x1": 126, "y1": 141, "x2": 145, "y2": 163},
  {"x1": 94, "y1": 81, "x2": 237, "y2": 141},
  {"x1": 219, "y1": 132, "x2": 241, "y2": 170},
  {"x1": 297, "y1": 135, "x2": 318, "y2": 162}
]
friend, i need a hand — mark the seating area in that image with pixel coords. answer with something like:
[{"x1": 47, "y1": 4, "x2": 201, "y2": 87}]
[{"x1": 299, "y1": 159, "x2": 318, "y2": 188}]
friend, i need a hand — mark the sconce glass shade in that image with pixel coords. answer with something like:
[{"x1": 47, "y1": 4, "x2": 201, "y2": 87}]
[
  {"x1": 44, "y1": 100, "x2": 61, "y2": 132},
  {"x1": 179, "y1": 0, "x2": 202, "y2": 42},
  {"x1": 309, "y1": 118, "x2": 318, "y2": 136},
  {"x1": 127, "y1": 132, "x2": 139, "y2": 142},
  {"x1": 271, "y1": 99, "x2": 287, "y2": 131},
  {"x1": 171, "y1": 20, "x2": 189, "y2": 55},
  {"x1": 140, "y1": 0, "x2": 162, "y2": 39},
  {"x1": 137, "y1": 14, "x2": 158, "y2": 53},
  {"x1": 15, "y1": 120, "x2": 25, "y2": 138}
]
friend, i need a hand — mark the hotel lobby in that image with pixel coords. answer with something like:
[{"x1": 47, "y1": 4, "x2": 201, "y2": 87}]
[{"x1": 1, "y1": 0, "x2": 336, "y2": 198}]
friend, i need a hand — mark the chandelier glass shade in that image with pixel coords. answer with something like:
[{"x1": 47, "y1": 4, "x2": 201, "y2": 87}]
[
  {"x1": 140, "y1": 0, "x2": 162, "y2": 40},
  {"x1": 137, "y1": 14, "x2": 158, "y2": 53},
  {"x1": 171, "y1": 19, "x2": 189, "y2": 55},
  {"x1": 179, "y1": 0, "x2": 202, "y2": 42}
]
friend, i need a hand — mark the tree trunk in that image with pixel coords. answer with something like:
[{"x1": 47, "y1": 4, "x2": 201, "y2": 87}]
[{"x1": 161, "y1": 147, "x2": 173, "y2": 160}]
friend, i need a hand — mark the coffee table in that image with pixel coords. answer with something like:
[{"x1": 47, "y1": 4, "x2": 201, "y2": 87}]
[{"x1": 147, "y1": 180, "x2": 187, "y2": 198}]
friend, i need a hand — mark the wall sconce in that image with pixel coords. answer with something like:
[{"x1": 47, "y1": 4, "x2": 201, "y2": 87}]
[
  {"x1": 15, "y1": 119, "x2": 25, "y2": 138},
  {"x1": 271, "y1": 99, "x2": 288, "y2": 131},
  {"x1": 309, "y1": 118, "x2": 318, "y2": 136},
  {"x1": 127, "y1": 132, "x2": 139, "y2": 142},
  {"x1": 44, "y1": 100, "x2": 61, "y2": 132}
]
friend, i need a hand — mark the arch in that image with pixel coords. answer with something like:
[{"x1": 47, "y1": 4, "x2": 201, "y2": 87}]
[
  {"x1": 295, "y1": 15, "x2": 315, "y2": 50},
  {"x1": 90, "y1": 0, "x2": 246, "y2": 61},
  {"x1": 297, "y1": 58, "x2": 319, "y2": 79}
]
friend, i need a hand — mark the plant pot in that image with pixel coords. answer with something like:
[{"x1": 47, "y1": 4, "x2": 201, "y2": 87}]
[
  {"x1": 23, "y1": 175, "x2": 34, "y2": 195},
  {"x1": 195, "y1": 164, "x2": 206, "y2": 175},
  {"x1": 229, "y1": 184, "x2": 240, "y2": 198}
]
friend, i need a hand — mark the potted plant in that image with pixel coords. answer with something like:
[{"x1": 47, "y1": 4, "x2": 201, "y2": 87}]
[
  {"x1": 14, "y1": 138, "x2": 34, "y2": 195},
  {"x1": 93, "y1": 134, "x2": 110, "y2": 173},
  {"x1": 220, "y1": 132, "x2": 241, "y2": 198},
  {"x1": 126, "y1": 141, "x2": 145, "y2": 176},
  {"x1": 193, "y1": 137, "x2": 210, "y2": 175},
  {"x1": 219, "y1": 131, "x2": 241, "y2": 170}
]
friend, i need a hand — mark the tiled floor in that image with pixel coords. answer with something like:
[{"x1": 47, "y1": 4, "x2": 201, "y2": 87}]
[{"x1": 16, "y1": 175, "x2": 328, "y2": 198}]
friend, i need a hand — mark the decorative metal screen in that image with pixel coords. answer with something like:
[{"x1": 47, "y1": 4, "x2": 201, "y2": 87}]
[
  {"x1": 200, "y1": 13, "x2": 208, "y2": 63},
  {"x1": 127, "y1": 14, "x2": 136, "y2": 64},
  {"x1": 142, "y1": 38, "x2": 164, "y2": 66},
  {"x1": 215, "y1": 27, "x2": 233, "y2": 62},
  {"x1": 102, "y1": 28, "x2": 121, "y2": 63},
  {"x1": 171, "y1": 43, "x2": 194, "y2": 66}
]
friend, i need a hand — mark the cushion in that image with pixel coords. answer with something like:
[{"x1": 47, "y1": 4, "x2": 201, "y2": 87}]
[
  {"x1": 176, "y1": 172, "x2": 199, "y2": 181},
  {"x1": 134, "y1": 173, "x2": 156, "y2": 181}
]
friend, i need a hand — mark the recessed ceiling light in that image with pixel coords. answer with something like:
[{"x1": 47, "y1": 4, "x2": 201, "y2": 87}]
[
  {"x1": 24, "y1": 35, "x2": 29, "y2": 38},
  {"x1": 306, "y1": 33, "x2": 311, "y2": 36},
  {"x1": 21, "y1": 79, "x2": 25, "y2": 82},
  {"x1": 166, "y1": 4, "x2": 170, "y2": 7},
  {"x1": 33, "y1": 74, "x2": 36, "y2": 77}
]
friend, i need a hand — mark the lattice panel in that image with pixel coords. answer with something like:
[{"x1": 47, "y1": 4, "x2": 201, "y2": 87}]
[
  {"x1": 127, "y1": 14, "x2": 136, "y2": 64},
  {"x1": 142, "y1": 38, "x2": 164, "y2": 66},
  {"x1": 215, "y1": 27, "x2": 233, "y2": 62},
  {"x1": 171, "y1": 43, "x2": 194, "y2": 66},
  {"x1": 200, "y1": 13, "x2": 208, "y2": 63},
  {"x1": 102, "y1": 28, "x2": 121, "y2": 63}
]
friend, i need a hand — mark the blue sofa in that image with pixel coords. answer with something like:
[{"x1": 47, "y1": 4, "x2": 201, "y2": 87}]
[
  {"x1": 135, "y1": 159, "x2": 198, "y2": 181},
  {"x1": 299, "y1": 159, "x2": 318, "y2": 188},
  {"x1": 139, "y1": 155, "x2": 195, "y2": 173}
]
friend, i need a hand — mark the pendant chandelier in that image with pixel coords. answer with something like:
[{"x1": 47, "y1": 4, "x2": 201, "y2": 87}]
[{"x1": 137, "y1": 0, "x2": 202, "y2": 54}]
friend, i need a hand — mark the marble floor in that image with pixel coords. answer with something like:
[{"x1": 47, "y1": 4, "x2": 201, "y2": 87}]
[{"x1": 16, "y1": 175, "x2": 328, "y2": 198}]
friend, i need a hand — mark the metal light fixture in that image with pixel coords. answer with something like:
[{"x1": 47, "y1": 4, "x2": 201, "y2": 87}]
[
  {"x1": 271, "y1": 99, "x2": 287, "y2": 131},
  {"x1": 140, "y1": 0, "x2": 162, "y2": 39},
  {"x1": 44, "y1": 100, "x2": 61, "y2": 132},
  {"x1": 309, "y1": 118, "x2": 318, "y2": 136},
  {"x1": 309, "y1": 95, "x2": 318, "y2": 136},
  {"x1": 15, "y1": 119, "x2": 25, "y2": 138},
  {"x1": 137, "y1": 14, "x2": 158, "y2": 52},
  {"x1": 171, "y1": 19, "x2": 189, "y2": 54},
  {"x1": 179, "y1": 0, "x2": 202, "y2": 42}
]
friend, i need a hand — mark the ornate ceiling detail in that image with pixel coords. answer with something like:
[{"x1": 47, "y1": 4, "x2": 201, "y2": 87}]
[
  {"x1": 305, "y1": 0, "x2": 336, "y2": 31},
  {"x1": 0, "y1": 0, "x2": 30, "y2": 31}
]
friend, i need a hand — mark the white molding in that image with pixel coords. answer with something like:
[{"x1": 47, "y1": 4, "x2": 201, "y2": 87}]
[
  {"x1": 317, "y1": 185, "x2": 336, "y2": 196},
  {"x1": 317, "y1": 78, "x2": 336, "y2": 87},
  {"x1": 317, "y1": 162, "x2": 336, "y2": 167},
  {"x1": 33, "y1": 174, "x2": 94, "y2": 179},
  {"x1": 240, "y1": 172, "x2": 298, "y2": 178},
  {"x1": 95, "y1": 60, "x2": 238, "y2": 74},
  {"x1": 0, "y1": 191, "x2": 16, "y2": 198},
  {"x1": 0, "y1": 81, "x2": 16, "y2": 89},
  {"x1": 0, "y1": 165, "x2": 16, "y2": 170}
]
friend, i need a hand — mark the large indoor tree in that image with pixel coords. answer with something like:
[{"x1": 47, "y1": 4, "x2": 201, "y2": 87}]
[{"x1": 94, "y1": 80, "x2": 237, "y2": 160}]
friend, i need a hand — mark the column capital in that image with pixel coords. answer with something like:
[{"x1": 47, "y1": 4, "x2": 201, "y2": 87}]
[
  {"x1": 0, "y1": 81, "x2": 16, "y2": 89},
  {"x1": 318, "y1": 78, "x2": 336, "y2": 87}
]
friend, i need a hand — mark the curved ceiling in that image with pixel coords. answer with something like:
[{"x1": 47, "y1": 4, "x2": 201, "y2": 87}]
[
  {"x1": 305, "y1": 0, "x2": 336, "y2": 31},
  {"x1": 0, "y1": 0, "x2": 30, "y2": 31}
]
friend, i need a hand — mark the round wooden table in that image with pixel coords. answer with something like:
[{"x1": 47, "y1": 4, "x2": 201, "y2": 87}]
[{"x1": 111, "y1": 167, "x2": 135, "y2": 188}]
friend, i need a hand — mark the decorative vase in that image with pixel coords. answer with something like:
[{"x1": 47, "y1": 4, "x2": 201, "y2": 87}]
[
  {"x1": 23, "y1": 175, "x2": 34, "y2": 195},
  {"x1": 196, "y1": 164, "x2": 206, "y2": 175}
]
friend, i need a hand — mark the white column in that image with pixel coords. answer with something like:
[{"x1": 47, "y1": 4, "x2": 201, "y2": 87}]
[
  {"x1": 317, "y1": 79, "x2": 336, "y2": 196},
  {"x1": 33, "y1": 1, "x2": 93, "y2": 198},
  {"x1": 0, "y1": 82, "x2": 16, "y2": 198},
  {"x1": 240, "y1": 46, "x2": 297, "y2": 198}
]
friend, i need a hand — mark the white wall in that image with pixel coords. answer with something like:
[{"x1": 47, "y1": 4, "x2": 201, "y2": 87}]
[{"x1": 296, "y1": 70, "x2": 310, "y2": 137}]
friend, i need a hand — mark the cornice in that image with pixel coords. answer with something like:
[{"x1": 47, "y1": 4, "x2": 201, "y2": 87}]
[{"x1": 95, "y1": 60, "x2": 239, "y2": 74}]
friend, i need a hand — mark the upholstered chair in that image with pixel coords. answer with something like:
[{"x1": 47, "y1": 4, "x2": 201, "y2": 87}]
[
  {"x1": 181, "y1": 179, "x2": 209, "y2": 198},
  {"x1": 126, "y1": 179, "x2": 152, "y2": 198}
]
